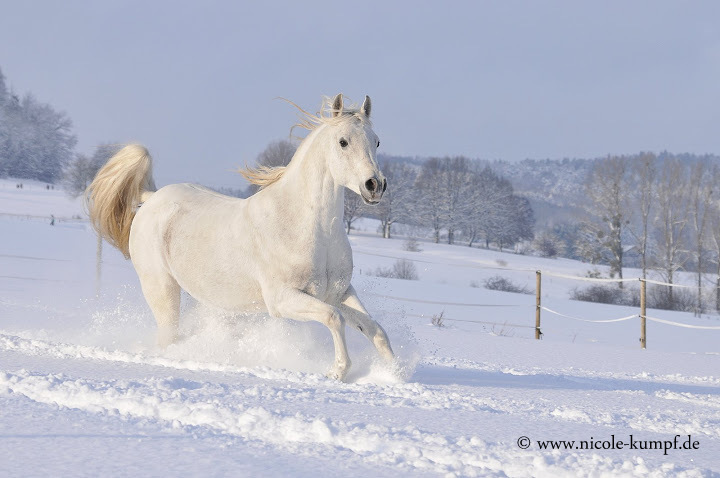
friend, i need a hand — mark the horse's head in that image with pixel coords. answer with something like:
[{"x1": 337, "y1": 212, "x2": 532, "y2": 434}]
[{"x1": 322, "y1": 94, "x2": 386, "y2": 205}]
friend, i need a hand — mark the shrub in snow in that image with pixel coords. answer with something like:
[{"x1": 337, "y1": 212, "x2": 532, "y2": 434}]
[
  {"x1": 371, "y1": 259, "x2": 419, "y2": 280},
  {"x1": 392, "y1": 259, "x2": 419, "y2": 280},
  {"x1": 570, "y1": 285, "x2": 637, "y2": 307},
  {"x1": 372, "y1": 266, "x2": 395, "y2": 278},
  {"x1": 534, "y1": 231, "x2": 566, "y2": 258},
  {"x1": 483, "y1": 276, "x2": 532, "y2": 295},
  {"x1": 403, "y1": 238, "x2": 422, "y2": 252},
  {"x1": 431, "y1": 311, "x2": 445, "y2": 327},
  {"x1": 646, "y1": 286, "x2": 696, "y2": 312}
]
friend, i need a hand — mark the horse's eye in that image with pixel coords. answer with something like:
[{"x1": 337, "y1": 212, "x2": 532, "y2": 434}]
[
  {"x1": 339, "y1": 139, "x2": 348, "y2": 148},
  {"x1": 377, "y1": 140, "x2": 380, "y2": 148}
]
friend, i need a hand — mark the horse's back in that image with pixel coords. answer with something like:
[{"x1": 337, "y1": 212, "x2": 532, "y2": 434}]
[
  {"x1": 131, "y1": 183, "x2": 238, "y2": 244},
  {"x1": 129, "y1": 184, "x2": 263, "y2": 310}
]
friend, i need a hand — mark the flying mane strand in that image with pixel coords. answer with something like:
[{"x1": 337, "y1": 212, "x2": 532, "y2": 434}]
[{"x1": 239, "y1": 97, "x2": 370, "y2": 189}]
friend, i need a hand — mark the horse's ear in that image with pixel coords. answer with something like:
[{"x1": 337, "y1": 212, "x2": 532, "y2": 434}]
[
  {"x1": 332, "y1": 93, "x2": 343, "y2": 117},
  {"x1": 361, "y1": 95, "x2": 371, "y2": 118}
]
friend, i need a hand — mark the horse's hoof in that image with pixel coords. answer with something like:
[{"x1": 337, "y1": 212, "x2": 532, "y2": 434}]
[{"x1": 326, "y1": 367, "x2": 348, "y2": 381}]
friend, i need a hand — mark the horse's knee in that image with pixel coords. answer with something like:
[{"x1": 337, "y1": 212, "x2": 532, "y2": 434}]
[{"x1": 323, "y1": 308, "x2": 344, "y2": 330}]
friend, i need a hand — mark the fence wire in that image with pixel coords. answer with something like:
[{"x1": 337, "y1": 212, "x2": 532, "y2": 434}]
[
  {"x1": 645, "y1": 315, "x2": 720, "y2": 330},
  {"x1": 365, "y1": 292, "x2": 533, "y2": 308},
  {"x1": 405, "y1": 313, "x2": 536, "y2": 329},
  {"x1": 540, "y1": 307, "x2": 638, "y2": 323}
]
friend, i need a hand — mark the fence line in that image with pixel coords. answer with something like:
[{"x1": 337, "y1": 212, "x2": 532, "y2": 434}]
[
  {"x1": 364, "y1": 291, "x2": 533, "y2": 308},
  {"x1": 540, "y1": 271, "x2": 639, "y2": 283},
  {"x1": 361, "y1": 259, "x2": 720, "y2": 348},
  {"x1": 405, "y1": 313, "x2": 536, "y2": 329},
  {"x1": 642, "y1": 278, "x2": 696, "y2": 289},
  {"x1": 540, "y1": 307, "x2": 637, "y2": 323},
  {"x1": 354, "y1": 249, "x2": 537, "y2": 273},
  {"x1": 0, "y1": 212, "x2": 86, "y2": 222},
  {"x1": 645, "y1": 316, "x2": 720, "y2": 330}
]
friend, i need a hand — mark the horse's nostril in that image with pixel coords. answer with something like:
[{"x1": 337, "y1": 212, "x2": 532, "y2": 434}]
[{"x1": 365, "y1": 178, "x2": 377, "y2": 192}]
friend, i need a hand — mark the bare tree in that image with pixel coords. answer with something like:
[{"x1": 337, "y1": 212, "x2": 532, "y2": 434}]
[
  {"x1": 63, "y1": 143, "x2": 120, "y2": 197},
  {"x1": 246, "y1": 139, "x2": 297, "y2": 195},
  {"x1": 463, "y1": 167, "x2": 511, "y2": 248},
  {"x1": 62, "y1": 153, "x2": 95, "y2": 197},
  {"x1": 709, "y1": 180, "x2": 720, "y2": 311},
  {"x1": 414, "y1": 158, "x2": 445, "y2": 243},
  {"x1": 627, "y1": 153, "x2": 657, "y2": 279},
  {"x1": 584, "y1": 156, "x2": 630, "y2": 286},
  {"x1": 653, "y1": 158, "x2": 690, "y2": 307},
  {"x1": 414, "y1": 156, "x2": 475, "y2": 244},
  {"x1": 688, "y1": 161, "x2": 714, "y2": 314},
  {"x1": 375, "y1": 161, "x2": 416, "y2": 239},
  {"x1": 343, "y1": 188, "x2": 365, "y2": 234},
  {"x1": 442, "y1": 157, "x2": 473, "y2": 244}
]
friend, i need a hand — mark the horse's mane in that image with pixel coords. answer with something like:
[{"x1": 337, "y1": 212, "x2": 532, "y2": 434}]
[{"x1": 239, "y1": 96, "x2": 370, "y2": 189}]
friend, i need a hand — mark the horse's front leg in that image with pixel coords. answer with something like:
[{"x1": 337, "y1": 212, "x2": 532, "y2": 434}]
[
  {"x1": 266, "y1": 288, "x2": 351, "y2": 381},
  {"x1": 338, "y1": 285, "x2": 394, "y2": 362}
]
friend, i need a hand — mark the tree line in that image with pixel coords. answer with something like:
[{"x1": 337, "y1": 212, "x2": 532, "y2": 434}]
[
  {"x1": 570, "y1": 153, "x2": 720, "y2": 312},
  {"x1": 0, "y1": 67, "x2": 77, "y2": 183}
]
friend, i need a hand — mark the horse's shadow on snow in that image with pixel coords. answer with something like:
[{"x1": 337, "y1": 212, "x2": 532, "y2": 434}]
[{"x1": 413, "y1": 364, "x2": 720, "y2": 396}]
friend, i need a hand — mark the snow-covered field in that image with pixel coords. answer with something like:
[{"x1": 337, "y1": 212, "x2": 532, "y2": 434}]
[{"x1": 1, "y1": 179, "x2": 719, "y2": 477}]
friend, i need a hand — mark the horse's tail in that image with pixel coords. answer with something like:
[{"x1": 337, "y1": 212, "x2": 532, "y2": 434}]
[{"x1": 85, "y1": 144, "x2": 156, "y2": 259}]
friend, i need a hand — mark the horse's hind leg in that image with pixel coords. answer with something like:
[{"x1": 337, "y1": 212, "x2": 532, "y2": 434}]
[
  {"x1": 339, "y1": 286, "x2": 394, "y2": 362},
  {"x1": 137, "y1": 271, "x2": 181, "y2": 348}
]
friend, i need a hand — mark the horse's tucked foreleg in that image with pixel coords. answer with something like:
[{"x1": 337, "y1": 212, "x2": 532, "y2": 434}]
[
  {"x1": 268, "y1": 289, "x2": 351, "y2": 381},
  {"x1": 138, "y1": 272, "x2": 181, "y2": 348},
  {"x1": 339, "y1": 286, "x2": 394, "y2": 362}
]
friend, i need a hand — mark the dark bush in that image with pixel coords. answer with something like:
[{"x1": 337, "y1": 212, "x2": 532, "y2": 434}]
[
  {"x1": 569, "y1": 284, "x2": 638, "y2": 306},
  {"x1": 646, "y1": 286, "x2": 696, "y2": 312},
  {"x1": 483, "y1": 276, "x2": 532, "y2": 295}
]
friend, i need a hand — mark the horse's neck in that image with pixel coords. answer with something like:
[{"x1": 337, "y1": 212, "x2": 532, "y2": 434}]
[{"x1": 274, "y1": 132, "x2": 343, "y2": 233}]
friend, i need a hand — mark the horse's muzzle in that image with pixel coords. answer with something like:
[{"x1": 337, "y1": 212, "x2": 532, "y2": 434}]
[{"x1": 361, "y1": 176, "x2": 385, "y2": 204}]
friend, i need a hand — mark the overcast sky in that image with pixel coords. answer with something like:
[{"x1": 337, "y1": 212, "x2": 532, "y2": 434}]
[{"x1": 1, "y1": 1, "x2": 719, "y2": 187}]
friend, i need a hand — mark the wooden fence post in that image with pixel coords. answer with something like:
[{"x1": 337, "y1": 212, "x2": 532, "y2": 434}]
[
  {"x1": 535, "y1": 270, "x2": 542, "y2": 339},
  {"x1": 640, "y1": 279, "x2": 646, "y2": 349}
]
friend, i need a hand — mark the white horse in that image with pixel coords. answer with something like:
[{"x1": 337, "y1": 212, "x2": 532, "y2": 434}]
[{"x1": 86, "y1": 94, "x2": 394, "y2": 380}]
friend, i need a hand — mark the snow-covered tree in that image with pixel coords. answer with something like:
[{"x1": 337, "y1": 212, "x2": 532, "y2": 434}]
[{"x1": 0, "y1": 90, "x2": 76, "y2": 182}]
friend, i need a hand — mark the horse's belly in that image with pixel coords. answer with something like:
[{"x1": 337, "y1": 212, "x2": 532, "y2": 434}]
[{"x1": 175, "y1": 264, "x2": 266, "y2": 313}]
